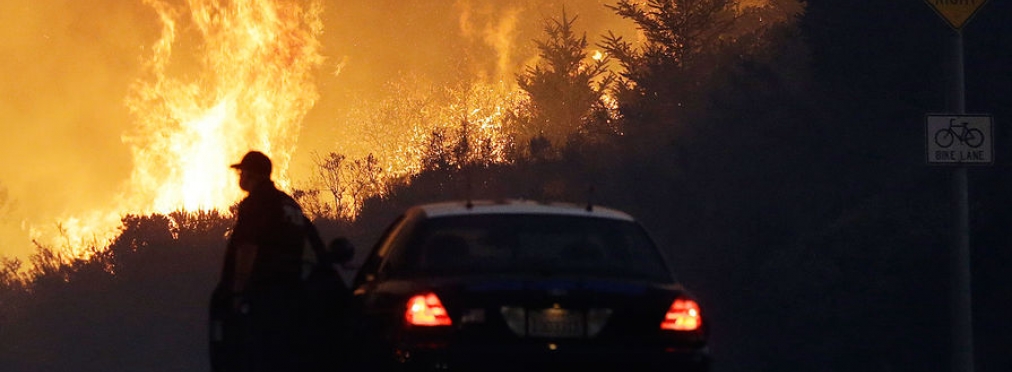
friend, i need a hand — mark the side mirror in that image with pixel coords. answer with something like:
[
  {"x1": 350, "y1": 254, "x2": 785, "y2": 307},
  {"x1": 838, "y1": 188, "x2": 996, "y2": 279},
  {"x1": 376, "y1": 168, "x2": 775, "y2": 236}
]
[{"x1": 327, "y1": 237, "x2": 355, "y2": 265}]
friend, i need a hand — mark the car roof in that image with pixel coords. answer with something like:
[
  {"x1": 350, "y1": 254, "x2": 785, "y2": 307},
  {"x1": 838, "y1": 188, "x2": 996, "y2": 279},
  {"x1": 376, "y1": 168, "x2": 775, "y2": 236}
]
[{"x1": 411, "y1": 199, "x2": 636, "y2": 221}]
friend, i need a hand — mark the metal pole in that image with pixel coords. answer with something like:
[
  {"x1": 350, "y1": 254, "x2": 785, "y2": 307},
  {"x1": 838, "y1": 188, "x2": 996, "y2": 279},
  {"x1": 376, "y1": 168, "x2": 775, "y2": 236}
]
[{"x1": 951, "y1": 29, "x2": 974, "y2": 372}]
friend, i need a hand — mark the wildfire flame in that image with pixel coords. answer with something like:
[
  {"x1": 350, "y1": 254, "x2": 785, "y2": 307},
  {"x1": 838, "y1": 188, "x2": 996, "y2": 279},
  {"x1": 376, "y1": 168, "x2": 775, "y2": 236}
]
[
  {"x1": 126, "y1": 0, "x2": 324, "y2": 211},
  {"x1": 22, "y1": 0, "x2": 641, "y2": 260},
  {"x1": 3, "y1": 0, "x2": 794, "y2": 269},
  {"x1": 38, "y1": 0, "x2": 325, "y2": 257}
]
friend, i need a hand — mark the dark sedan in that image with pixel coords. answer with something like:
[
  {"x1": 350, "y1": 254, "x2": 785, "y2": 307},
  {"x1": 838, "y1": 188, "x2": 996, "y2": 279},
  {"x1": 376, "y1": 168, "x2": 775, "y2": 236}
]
[{"x1": 346, "y1": 200, "x2": 710, "y2": 371}]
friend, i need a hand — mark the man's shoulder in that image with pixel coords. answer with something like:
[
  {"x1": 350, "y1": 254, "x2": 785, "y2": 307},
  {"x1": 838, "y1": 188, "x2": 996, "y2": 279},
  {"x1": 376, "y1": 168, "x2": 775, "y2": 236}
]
[
  {"x1": 244, "y1": 183, "x2": 295, "y2": 205},
  {"x1": 253, "y1": 185, "x2": 306, "y2": 220}
]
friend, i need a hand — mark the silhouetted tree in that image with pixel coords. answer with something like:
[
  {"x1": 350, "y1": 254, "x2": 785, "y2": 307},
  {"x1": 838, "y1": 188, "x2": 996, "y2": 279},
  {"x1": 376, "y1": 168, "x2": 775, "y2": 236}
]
[
  {"x1": 347, "y1": 153, "x2": 386, "y2": 215},
  {"x1": 312, "y1": 151, "x2": 349, "y2": 218},
  {"x1": 527, "y1": 135, "x2": 553, "y2": 162},
  {"x1": 452, "y1": 119, "x2": 471, "y2": 167},
  {"x1": 0, "y1": 257, "x2": 27, "y2": 328},
  {"x1": 422, "y1": 128, "x2": 454, "y2": 171},
  {"x1": 0, "y1": 257, "x2": 24, "y2": 288},
  {"x1": 26, "y1": 242, "x2": 72, "y2": 287},
  {"x1": 292, "y1": 187, "x2": 329, "y2": 221},
  {"x1": 517, "y1": 9, "x2": 616, "y2": 152},
  {"x1": 600, "y1": 0, "x2": 802, "y2": 142}
]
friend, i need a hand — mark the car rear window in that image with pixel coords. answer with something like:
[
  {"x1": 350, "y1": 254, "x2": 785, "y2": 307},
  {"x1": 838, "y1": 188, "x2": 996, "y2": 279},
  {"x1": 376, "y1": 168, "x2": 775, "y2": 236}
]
[{"x1": 382, "y1": 214, "x2": 675, "y2": 283}]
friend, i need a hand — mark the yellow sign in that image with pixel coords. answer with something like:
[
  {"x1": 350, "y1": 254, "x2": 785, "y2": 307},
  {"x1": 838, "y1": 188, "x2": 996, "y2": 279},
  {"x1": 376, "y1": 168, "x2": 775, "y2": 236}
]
[{"x1": 925, "y1": 0, "x2": 990, "y2": 30}]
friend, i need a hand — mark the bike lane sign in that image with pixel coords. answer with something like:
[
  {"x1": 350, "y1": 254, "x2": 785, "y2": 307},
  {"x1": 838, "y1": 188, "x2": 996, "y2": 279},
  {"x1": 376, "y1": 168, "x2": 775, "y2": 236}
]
[{"x1": 926, "y1": 114, "x2": 993, "y2": 165}]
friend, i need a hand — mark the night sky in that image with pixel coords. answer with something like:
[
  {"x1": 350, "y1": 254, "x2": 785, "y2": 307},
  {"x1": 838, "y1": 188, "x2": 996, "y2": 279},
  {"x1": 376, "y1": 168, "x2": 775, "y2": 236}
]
[{"x1": 803, "y1": 2, "x2": 1010, "y2": 371}]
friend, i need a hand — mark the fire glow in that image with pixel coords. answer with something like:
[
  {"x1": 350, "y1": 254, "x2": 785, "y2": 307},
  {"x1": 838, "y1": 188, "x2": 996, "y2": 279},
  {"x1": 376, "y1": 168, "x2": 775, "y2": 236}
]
[
  {"x1": 6, "y1": 0, "x2": 652, "y2": 265},
  {"x1": 34, "y1": 0, "x2": 325, "y2": 256},
  {"x1": 125, "y1": 0, "x2": 324, "y2": 211}
]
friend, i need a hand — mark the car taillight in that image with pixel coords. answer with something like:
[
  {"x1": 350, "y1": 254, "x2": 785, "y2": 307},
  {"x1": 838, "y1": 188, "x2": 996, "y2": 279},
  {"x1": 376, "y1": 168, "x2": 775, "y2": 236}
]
[
  {"x1": 660, "y1": 297, "x2": 702, "y2": 331},
  {"x1": 406, "y1": 292, "x2": 452, "y2": 326}
]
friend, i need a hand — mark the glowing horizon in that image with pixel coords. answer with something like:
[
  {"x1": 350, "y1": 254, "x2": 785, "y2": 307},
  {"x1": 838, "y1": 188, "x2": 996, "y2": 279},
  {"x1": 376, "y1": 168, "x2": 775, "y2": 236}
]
[{"x1": 0, "y1": 0, "x2": 649, "y2": 267}]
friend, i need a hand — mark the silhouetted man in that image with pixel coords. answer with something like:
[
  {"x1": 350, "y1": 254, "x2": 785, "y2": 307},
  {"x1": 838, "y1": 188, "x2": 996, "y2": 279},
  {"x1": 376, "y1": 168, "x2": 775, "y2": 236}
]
[{"x1": 211, "y1": 150, "x2": 313, "y2": 372}]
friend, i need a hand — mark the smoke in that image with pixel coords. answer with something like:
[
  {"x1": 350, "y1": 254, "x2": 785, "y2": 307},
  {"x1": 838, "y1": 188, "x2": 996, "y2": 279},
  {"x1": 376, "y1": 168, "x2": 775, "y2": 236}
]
[
  {"x1": 0, "y1": 0, "x2": 159, "y2": 260},
  {"x1": 0, "y1": 0, "x2": 638, "y2": 265},
  {"x1": 298, "y1": 0, "x2": 639, "y2": 170}
]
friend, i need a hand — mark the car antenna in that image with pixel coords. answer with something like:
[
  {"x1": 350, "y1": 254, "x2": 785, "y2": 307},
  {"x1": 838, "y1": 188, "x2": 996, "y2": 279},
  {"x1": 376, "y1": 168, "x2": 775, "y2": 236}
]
[
  {"x1": 464, "y1": 154, "x2": 474, "y2": 210},
  {"x1": 459, "y1": 118, "x2": 474, "y2": 210},
  {"x1": 585, "y1": 185, "x2": 595, "y2": 212}
]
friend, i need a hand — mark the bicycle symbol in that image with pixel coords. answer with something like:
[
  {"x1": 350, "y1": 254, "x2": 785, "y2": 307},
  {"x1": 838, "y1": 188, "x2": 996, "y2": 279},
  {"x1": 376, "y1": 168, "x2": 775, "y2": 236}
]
[{"x1": 934, "y1": 118, "x2": 984, "y2": 148}]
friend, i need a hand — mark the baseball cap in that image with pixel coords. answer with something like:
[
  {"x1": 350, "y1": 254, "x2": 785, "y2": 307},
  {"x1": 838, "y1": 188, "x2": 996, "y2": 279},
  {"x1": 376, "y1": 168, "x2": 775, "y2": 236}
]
[{"x1": 230, "y1": 151, "x2": 272, "y2": 175}]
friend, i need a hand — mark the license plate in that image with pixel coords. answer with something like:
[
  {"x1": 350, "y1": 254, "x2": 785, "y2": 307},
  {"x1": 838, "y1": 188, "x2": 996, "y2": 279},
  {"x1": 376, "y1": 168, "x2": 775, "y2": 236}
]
[{"x1": 528, "y1": 309, "x2": 585, "y2": 338}]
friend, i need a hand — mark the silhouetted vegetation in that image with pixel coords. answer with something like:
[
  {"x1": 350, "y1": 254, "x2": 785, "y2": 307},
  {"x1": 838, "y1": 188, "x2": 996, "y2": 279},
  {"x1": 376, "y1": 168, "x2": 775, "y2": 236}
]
[
  {"x1": 2, "y1": 1, "x2": 1010, "y2": 372},
  {"x1": 517, "y1": 9, "x2": 617, "y2": 153},
  {"x1": 0, "y1": 212, "x2": 232, "y2": 372}
]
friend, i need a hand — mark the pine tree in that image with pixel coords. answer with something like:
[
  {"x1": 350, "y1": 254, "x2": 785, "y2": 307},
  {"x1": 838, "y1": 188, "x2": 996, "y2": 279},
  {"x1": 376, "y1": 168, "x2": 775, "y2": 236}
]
[{"x1": 517, "y1": 9, "x2": 615, "y2": 153}]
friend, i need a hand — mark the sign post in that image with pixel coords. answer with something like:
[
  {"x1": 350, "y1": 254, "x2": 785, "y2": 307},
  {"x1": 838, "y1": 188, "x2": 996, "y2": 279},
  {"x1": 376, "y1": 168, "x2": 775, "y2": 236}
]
[{"x1": 923, "y1": 2, "x2": 990, "y2": 372}]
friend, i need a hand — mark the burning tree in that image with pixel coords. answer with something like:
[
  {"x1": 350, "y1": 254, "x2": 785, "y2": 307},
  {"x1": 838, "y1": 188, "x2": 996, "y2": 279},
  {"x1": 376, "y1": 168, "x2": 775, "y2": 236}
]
[{"x1": 435, "y1": 80, "x2": 525, "y2": 167}]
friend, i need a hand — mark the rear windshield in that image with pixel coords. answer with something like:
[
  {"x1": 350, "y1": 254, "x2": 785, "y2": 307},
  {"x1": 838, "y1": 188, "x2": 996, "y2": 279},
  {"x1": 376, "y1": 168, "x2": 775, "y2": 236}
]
[{"x1": 382, "y1": 214, "x2": 674, "y2": 283}]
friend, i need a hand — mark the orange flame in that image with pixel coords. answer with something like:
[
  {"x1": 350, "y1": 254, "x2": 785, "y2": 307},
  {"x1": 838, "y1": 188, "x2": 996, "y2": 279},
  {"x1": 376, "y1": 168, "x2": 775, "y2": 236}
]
[
  {"x1": 38, "y1": 0, "x2": 324, "y2": 257},
  {"x1": 125, "y1": 0, "x2": 324, "y2": 212},
  {"x1": 319, "y1": 78, "x2": 525, "y2": 219}
]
